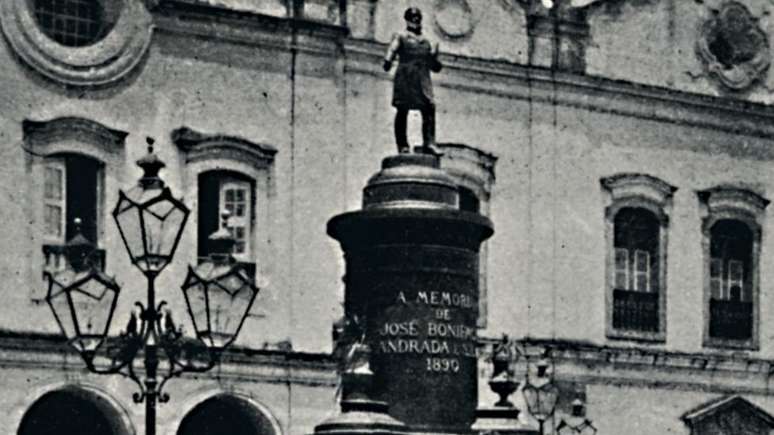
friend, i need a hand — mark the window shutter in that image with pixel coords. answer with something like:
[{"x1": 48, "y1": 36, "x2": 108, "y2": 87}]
[{"x1": 43, "y1": 160, "x2": 66, "y2": 242}]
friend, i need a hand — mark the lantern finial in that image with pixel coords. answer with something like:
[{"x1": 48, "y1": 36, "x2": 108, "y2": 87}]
[{"x1": 136, "y1": 136, "x2": 166, "y2": 189}]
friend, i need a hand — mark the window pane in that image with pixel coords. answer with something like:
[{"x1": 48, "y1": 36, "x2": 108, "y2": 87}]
[
  {"x1": 729, "y1": 259, "x2": 743, "y2": 281},
  {"x1": 45, "y1": 205, "x2": 62, "y2": 237},
  {"x1": 635, "y1": 250, "x2": 649, "y2": 273},
  {"x1": 728, "y1": 260, "x2": 744, "y2": 301},
  {"x1": 44, "y1": 167, "x2": 63, "y2": 200},
  {"x1": 614, "y1": 248, "x2": 628, "y2": 289}
]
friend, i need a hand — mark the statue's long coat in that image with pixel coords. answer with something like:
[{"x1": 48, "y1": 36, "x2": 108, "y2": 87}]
[{"x1": 384, "y1": 31, "x2": 442, "y2": 110}]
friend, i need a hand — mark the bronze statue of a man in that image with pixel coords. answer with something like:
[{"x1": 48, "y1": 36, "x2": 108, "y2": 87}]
[{"x1": 383, "y1": 7, "x2": 442, "y2": 155}]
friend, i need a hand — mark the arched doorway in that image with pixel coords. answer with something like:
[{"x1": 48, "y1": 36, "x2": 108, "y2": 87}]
[
  {"x1": 177, "y1": 394, "x2": 277, "y2": 435},
  {"x1": 18, "y1": 386, "x2": 131, "y2": 435}
]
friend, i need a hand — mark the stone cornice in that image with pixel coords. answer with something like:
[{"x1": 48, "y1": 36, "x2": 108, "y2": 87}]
[
  {"x1": 344, "y1": 39, "x2": 774, "y2": 142},
  {"x1": 479, "y1": 336, "x2": 774, "y2": 378},
  {"x1": 0, "y1": 331, "x2": 336, "y2": 387},
  {"x1": 153, "y1": 0, "x2": 348, "y2": 56}
]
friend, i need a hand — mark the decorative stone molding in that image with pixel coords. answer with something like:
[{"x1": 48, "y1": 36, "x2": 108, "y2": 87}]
[
  {"x1": 683, "y1": 396, "x2": 774, "y2": 434},
  {"x1": 698, "y1": 186, "x2": 769, "y2": 230},
  {"x1": 172, "y1": 127, "x2": 277, "y2": 169},
  {"x1": 23, "y1": 117, "x2": 128, "y2": 153},
  {"x1": 601, "y1": 173, "x2": 677, "y2": 222},
  {"x1": 0, "y1": 0, "x2": 154, "y2": 87},
  {"x1": 433, "y1": 0, "x2": 477, "y2": 41},
  {"x1": 696, "y1": 1, "x2": 770, "y2": 91}
]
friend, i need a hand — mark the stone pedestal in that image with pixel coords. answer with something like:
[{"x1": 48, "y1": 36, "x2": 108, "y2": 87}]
[{"x1": 328, "y1": 154, "x2": 493, "y2": 433}]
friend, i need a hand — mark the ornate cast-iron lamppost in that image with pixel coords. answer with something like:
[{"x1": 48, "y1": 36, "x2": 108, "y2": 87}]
[
  {"x1": 522, "y1": 357, "x2": 559, "y2": 435},
  {"x1": 45, "y1": 139, "x2": 260, "y2": 435}
]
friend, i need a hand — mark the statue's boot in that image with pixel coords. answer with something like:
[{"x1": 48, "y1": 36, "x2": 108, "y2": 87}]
[{"x1": 421, "y1": 114, "x2": 442, "y2": 156}]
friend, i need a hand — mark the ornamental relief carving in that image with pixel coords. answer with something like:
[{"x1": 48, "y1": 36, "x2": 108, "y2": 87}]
[
  {"x1": 433, "y1": 0, "x2": 477, "y2": 40},
  {"x1": 0, "y1": 0, "x2": 154, "y2": 87},
  {"x1": 696, "y1": 1, "x2": 770, "y2": 91}
]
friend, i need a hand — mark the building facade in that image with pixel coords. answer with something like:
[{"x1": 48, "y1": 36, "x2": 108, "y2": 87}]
[{"x1": 3, "y1": 0, "x2": 774, "y2": 434}]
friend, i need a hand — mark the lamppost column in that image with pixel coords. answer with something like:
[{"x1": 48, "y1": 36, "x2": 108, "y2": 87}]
[{"x1": 144, "y1": 274, "x2": 159, "y2": 435}]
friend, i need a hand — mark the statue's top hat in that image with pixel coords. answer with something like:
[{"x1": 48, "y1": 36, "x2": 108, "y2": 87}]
[{"x1": 404, "y1": 7, "x2": 422, "y2": 24}]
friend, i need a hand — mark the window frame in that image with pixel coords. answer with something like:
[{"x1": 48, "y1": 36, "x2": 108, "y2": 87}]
[
  {"x1": 199, "y1": 172, "x2": 256, "y2": 263},
  {"x1": 22, "y1": 117, "x2": 126, "y2": 301},
  {"x1": 602, "y1": 174, "x2": 676, "y2": 343},
  {"x1": 699, "y1": 187, "x2": 768, "y2": 350},
  {"x1": 173, "y1": 126, "x2": 276, "y2": 283}
]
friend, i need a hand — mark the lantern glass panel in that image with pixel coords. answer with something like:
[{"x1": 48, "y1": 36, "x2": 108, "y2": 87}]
[
  {"x1": 181, "y1": 273, "x2": 209, "y2": 339},
  {"x1": 46, "y1": 272, "x2": 78, "y2": 343},
  {"x1": 143, "y1": 198, "x2": 187, "y2": 268},
  {"x1": 114, "y1": 196, "x2": 144, "y2": 263},
  {"x1": 69, "y1": 276, "x2": 119, "y2": 351},
  {"x1": 523, "y1": 383, "x2": 559, "y2": 422},
  {"x1": 207, "y1": 269, "x2": 255, "y2": 347}
]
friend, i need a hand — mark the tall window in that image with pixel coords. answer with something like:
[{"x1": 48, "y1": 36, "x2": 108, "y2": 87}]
[
  {"x1": 708, "y1": 220, "x2": 754, "y2": 341},
  {"x1": 602, "y1": 173, "x2": 675, "y2": 342},
  {"x1": 198, "y1": 171, "x2": 255, "y2": 262},
  {"x1": 700, "y1": 187, "x2": 767, "y2": 349},
  {"x1": 611, "y1": 208, "x2": 660, "y2": 332},
  {"x1": 42, "y1": 154, "x2": 103, "y2": 273},
  {"x1": 43, "y1": 154, "x2": 101, "y2": 244}
]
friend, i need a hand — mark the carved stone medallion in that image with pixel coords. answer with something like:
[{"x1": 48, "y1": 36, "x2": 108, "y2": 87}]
[
  {"x1": 696, "y1": 1, "x2": 770, "y2": 90},
  {"x1": 433, "y1": 0, "x2": 476, "y2": 40}
]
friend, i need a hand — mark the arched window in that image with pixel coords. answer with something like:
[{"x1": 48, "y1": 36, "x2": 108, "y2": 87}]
[
  {"x1": 177, "y1": 395, "x2": 279, "y2": 435},
  {"x1": 173, "y1": 126, "x2": 276, "y2": 280},
  {"x1": 23, "y1": 118, "x2": 126, "y2": 298},
  {"x1": 699, "y1": 187, "x2": 767, "y2": 349},
  {"x1": 602, "y1": 173, "x2": 676, "y2": 341},
  {"x1": 18, "y1": 386, "x2": 132, "y2": 435}
]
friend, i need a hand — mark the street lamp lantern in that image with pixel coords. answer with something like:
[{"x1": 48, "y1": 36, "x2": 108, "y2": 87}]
[
  {"x1": 113, "y1": 137, "x2": 189, "y2": 275},
  {"x1": 181, "y1": 211, "x2": 259, "y2": 349},
  {"x1": 523, "y1": 357, "x2": 559, "y2": 435},
  {"x1": 45, "y1": 220, "x2": 120, "y2": 355}
]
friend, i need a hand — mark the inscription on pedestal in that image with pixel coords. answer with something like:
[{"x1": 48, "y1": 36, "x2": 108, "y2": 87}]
[{"x1": 377, "y1": 290, "x2": 477, "y2": 374}]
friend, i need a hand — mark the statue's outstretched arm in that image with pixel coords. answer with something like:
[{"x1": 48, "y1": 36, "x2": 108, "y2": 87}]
[
  {"x1": 383, "y1": 33, "x2": 401, "y2": 71},
  {"x1": 430, "y1": 42, "x2": 442, "y2": 73}
]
